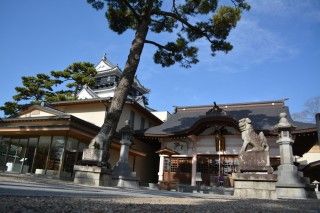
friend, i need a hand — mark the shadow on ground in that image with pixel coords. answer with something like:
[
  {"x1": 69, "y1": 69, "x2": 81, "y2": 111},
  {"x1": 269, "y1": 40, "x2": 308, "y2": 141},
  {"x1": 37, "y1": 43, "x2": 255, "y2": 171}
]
[{"x1": 0, "y1": 196, "x2": 319, "y2": 212}]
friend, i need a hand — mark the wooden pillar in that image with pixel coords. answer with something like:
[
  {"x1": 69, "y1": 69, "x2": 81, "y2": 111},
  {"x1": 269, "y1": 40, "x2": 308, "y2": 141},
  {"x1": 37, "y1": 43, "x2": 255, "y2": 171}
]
[
  {"x1": 13, "y1": 139, "x2": 21, "y2": 164},
  {"x1": 72, "y1": 140, "x2": 80, "y2": 178},
  {"x1": 191, "y1": 154, "x2": 197, "y2": 186},
  {"x1": 168, "y1": 155, "x2": 172, "y2": 190},
  {"x1": 4, "y1": 139, "x2": 11, "y2": 166},
  {"x1": 20, "y1": 138, "x2": 30, "y2": 173},
  {"x1": 44, "y1": 136, "x2": 53, "y2": 175},
  {"x1": 31, "y1": 137, "x2": 40, "y2": 173},
  {"x1": 132, "y1": 155, "x2": 136, "y2": 172},
  {"x1": 158, "y1": 155, "x2": 165, "y2": 182},
  {"x1": 74, "y1": 140, "x2": 80, "y2": 165},
  {"x1": 58, "y1": 135, "x2": 68, "y2": 178}
]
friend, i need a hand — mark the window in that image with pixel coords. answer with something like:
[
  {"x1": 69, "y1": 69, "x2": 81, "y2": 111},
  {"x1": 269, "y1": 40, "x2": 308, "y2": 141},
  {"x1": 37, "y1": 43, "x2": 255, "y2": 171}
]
[
  {"x1": 140, "y1": 117, "x2": 145, "y2": 130},
  {"x1": 164, "y1": 157, "x2": 191, "y2": 173},
  {"x1": 129, "y1": 111, "x2": 135, "y2": 129}
]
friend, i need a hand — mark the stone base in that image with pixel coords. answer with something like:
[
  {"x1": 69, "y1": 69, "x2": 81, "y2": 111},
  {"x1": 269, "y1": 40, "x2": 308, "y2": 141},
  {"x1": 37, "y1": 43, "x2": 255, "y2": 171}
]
[
  {"x1": 112, "y1": 175, "x2": 139, "y2": 188},
  {"x1": 276, "y1": 164, "x2": 308, "y2": 199},
  {"x1": 232, "y1": 173, "x2": 277, "y2": 200},
  {"x1": 74, "y1": 165, "x2": 111, "y2": 187},
  {"x1": 276, "y1": 187, "x2": 307, "y2": 199},
  {"x1": 239, "y1": 151, "x2": 272, "y2": 173}
]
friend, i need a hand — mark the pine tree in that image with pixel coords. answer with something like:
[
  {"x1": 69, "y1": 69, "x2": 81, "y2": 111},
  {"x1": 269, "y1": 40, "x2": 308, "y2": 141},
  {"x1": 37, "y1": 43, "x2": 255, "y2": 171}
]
[
  {"x1": 51, "y1": 62, "x2": 97, "y2": 98},
  {"x1": 13, "y1": 73, "x2": 56, "y2": 104},
  {"x1": 1, "y1": 62, "x2": 97, "y2": 117},
  {"x1": 86, "y1": 0, "x2": 250, "y2": 164}
]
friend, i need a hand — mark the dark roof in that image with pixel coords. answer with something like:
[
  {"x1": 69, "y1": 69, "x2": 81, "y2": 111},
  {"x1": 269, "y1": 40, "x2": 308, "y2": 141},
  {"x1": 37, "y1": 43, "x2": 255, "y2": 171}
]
[{"x1": 145, "y1": 100, "x2": 316, "y2": 137}]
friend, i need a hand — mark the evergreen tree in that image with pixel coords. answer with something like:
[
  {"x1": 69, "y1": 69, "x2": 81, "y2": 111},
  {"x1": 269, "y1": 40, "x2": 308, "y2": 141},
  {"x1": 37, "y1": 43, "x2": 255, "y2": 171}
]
[
  {"x1": 0, "y1": 102, "x2": 21, "y2": 117},
  {"x1": 86, "y1": 0, "x2": 250, "y2": 164},
  {"x1": 1, "y1": 62, "x2": 97, "y2": 117},
  {"x1": 13, "y1": 73, "x2": 56, "y2": 104},
  {"x1": 51, "y1": 62, "x2": 97, "y2": 98}
]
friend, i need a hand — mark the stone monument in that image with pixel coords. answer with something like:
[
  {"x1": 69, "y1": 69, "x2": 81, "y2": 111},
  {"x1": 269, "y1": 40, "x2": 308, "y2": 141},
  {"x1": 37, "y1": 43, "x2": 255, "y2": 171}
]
[
  {"x1": 232, "y1": 118, "x2": 277, "y2": 199},
  {"x1": 73, "y1": 129, "x2": 112, "y2": 186},
  {"x1": 274, "y1": 112, "x2": 308, "y2": 199},
  {"x1": 112, "y1": 120, "x2": 139, "y2": 188}
]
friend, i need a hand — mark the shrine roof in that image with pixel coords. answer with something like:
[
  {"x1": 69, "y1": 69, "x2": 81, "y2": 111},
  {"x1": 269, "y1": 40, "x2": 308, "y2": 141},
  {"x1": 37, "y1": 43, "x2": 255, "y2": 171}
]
[{"x1": 144, "y1": 99, "x2": 316, "y2": 137}]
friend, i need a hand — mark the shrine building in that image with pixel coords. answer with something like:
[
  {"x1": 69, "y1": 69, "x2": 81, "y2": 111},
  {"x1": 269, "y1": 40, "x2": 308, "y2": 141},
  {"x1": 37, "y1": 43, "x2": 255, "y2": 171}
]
[
  {"x1": 0, "y1": 56, "x2": 319, "y2": 187},
  {"x1": 143, "y1": 100, "x2": 319, "y2": 187}
]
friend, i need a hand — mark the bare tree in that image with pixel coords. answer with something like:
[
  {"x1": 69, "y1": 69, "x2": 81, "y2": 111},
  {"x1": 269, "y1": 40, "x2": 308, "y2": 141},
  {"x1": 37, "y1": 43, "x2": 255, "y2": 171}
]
[{"x1": 292, "y1": 96, "x2": 320, "y2": 123}]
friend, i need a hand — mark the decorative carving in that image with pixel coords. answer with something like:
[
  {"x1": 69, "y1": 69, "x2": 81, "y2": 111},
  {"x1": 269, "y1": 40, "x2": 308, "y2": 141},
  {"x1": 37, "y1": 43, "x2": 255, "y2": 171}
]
[
  {"x1": 239, "y1": 118, "x2": 269, "y2": 154},
  {"x1": 206, "y1": 102, "x2": 227, "y2": 116},
  {"x1": 174, "y1": 141, "x2": 183, "y2": 150}
]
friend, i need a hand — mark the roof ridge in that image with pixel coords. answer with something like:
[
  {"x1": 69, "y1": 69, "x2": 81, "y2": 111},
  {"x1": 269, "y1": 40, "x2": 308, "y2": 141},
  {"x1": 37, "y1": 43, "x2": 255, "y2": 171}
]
[{"x1": 175, "y1": 99, "x2": 288, "y2": 111}]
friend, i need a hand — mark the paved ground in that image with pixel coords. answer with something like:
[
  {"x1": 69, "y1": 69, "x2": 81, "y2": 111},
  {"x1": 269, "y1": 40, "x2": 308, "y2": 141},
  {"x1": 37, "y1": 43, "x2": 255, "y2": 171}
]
[{"x1": 0, "y1": 173, "x2": 319, "y2": 212}]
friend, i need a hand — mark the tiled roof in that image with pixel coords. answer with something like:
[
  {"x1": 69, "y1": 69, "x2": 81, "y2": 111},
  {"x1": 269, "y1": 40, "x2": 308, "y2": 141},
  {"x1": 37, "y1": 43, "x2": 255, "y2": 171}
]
[{"x1": 145, "y1": 100, "x2": 316, "y2": 137}]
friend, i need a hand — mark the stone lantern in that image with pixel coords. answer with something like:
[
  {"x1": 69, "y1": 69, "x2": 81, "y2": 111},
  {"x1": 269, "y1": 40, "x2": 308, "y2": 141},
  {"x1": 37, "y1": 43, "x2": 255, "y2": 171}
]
[
  {"x1": 112, "y1": 120, "x2": 139, "y2": 188},
  {"x1": 274, "y1": 112, "x2": 307, "y2": 199}
]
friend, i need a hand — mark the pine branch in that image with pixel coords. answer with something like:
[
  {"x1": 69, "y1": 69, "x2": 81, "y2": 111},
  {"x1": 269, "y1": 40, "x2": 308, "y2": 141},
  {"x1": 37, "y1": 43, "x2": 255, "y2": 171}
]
[
  {"x1": 145, "y1": 40, "x2": 168, "y2": 50},
  {"x1": 120, "y1": 0, "x2": 141, "y2": 20},
  {"x1": 153, "y1": 10, "x2": 214, "y2": 43}
]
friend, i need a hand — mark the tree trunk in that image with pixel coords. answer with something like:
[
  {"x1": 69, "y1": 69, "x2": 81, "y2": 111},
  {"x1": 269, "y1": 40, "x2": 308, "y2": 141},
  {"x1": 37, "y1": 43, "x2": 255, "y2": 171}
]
[{"x1": 89, "y1": 1, "x2": 154, "y2": 166}]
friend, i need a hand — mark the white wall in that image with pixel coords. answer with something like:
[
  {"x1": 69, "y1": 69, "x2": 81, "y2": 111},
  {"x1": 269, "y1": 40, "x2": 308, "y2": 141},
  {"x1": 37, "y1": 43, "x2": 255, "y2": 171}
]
[
  {"x1": 55, "y1": 103, "x2": 155, "y2": 131},
  {"x1": 161, "y1": 135, "x2": 280, "y2": 157},
  {"x1": 77, "y1": 89, "x2": 94, "y2": 100},
  {"x1": 151, "y1": 111, "x2": 170, "y2": 122},
  {"x1": 57, "y1": 103, "x2": 107, "y2": 127},
  {"x1": 95, "y1": 89, "x2": 115, "y2": 98}
]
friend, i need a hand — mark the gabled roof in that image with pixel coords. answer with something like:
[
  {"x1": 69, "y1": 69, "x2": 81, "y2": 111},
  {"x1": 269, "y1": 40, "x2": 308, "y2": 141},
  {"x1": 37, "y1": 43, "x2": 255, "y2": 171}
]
[
  {"x1": 145, "y1": 99, "x2": 316, "y2": 137},
  {"x1": 18, "y1": 104, "x2": 66, "y2": 117},
  {"x1": 95, "y1": 55, "x2": 116, "y2": 72},
  {"x1": 77, "y1": 85, "x2": 99, "y2": 99}
]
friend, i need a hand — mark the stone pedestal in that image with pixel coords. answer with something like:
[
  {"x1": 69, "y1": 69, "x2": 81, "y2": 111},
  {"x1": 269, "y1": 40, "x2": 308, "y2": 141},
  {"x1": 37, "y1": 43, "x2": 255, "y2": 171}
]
[
  {"x1": 82, "y1": 148, "x2": 104, "y2": 162},
  {"x1": 239, "y1": 151, "x2": 273, "y2": 173},
  {"x1": 276, "y1": 164, "x2": 308, "y2": 199},
  {"x1": 233, "y1": 173, "x2": 277, "y2": 199},
  {"x1": 74, "y1": 148, "x2": 112, "y2": 186},
  {"x1": 74, "y1": 165, "x2": 111, "y2": 186}
]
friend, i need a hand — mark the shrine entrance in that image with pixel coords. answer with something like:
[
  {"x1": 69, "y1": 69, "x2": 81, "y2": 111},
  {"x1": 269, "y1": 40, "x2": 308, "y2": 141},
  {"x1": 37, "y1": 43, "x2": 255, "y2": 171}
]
[
  {"x1": 163, "y1": 157, "x2": 192, "y2": 185},
  {"x1": 197, "y1": 154, "x2": 239, "y2": 186}
]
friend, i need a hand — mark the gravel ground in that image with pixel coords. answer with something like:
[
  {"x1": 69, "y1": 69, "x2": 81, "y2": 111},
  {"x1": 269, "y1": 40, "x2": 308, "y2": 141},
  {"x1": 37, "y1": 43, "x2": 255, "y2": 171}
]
[
  {"x1": 1, "y1": 196, "x2": 320, "y2": 213},
  {"x1": 0, "y1": 173, "x2": 319, "y2": 213}
]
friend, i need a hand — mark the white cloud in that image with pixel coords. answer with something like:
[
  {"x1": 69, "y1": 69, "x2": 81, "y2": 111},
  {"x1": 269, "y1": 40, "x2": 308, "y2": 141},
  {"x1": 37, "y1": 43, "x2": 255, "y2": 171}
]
[{"x1": 194, "y1": 17, "x2": 298, "y2": 74}]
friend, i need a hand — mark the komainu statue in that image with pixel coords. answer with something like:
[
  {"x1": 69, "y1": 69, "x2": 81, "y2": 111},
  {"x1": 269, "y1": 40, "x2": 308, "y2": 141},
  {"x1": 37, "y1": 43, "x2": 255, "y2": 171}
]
[
  {"x1": 238, "y1": 118, "x2": 272, "y2": 173},
  {"x1": 239, "y1": 118, "x2": 269, "y2": 154}
]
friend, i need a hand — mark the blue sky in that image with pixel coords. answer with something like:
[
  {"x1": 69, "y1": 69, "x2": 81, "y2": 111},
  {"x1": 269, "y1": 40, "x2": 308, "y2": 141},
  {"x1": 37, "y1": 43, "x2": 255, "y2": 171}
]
[{"x1": 0, "y1": 0, "x2": 319, "y2": 116}]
